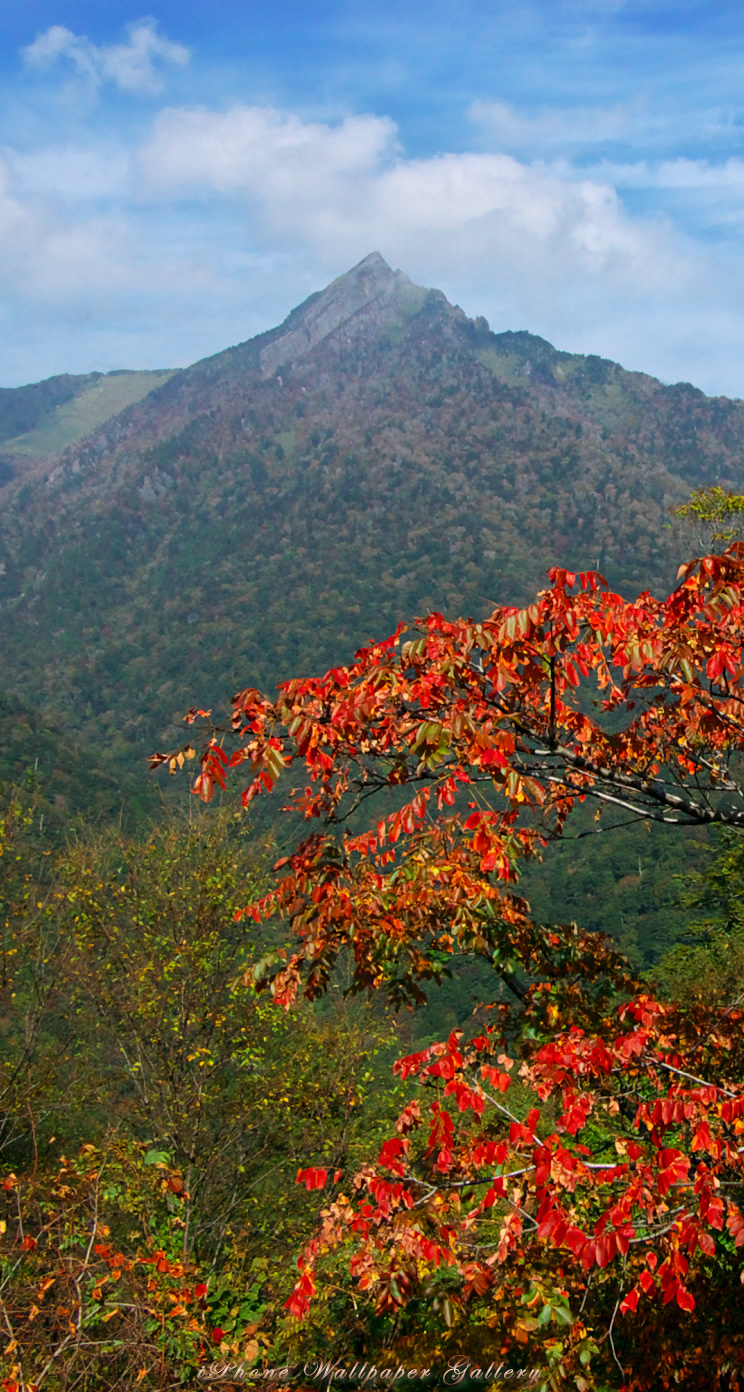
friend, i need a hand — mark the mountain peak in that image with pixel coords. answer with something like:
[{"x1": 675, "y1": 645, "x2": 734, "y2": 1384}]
[
  {"x1": 349, "y1": 250, "x2": 394, "y2": 274},
  {"x1": 258, "y1": 252, "x2": 417, "y2": 376}
]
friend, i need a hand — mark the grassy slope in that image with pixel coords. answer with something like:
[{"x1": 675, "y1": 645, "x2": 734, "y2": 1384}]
[
  {"x1": 0, "y1": 374, "x2": 89, "y2": 442},
  {"x1": 2, "y1": 371, "x2": 176, "y2": 457}
]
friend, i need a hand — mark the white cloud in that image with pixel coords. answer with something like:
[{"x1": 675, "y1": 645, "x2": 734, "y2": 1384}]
[
  {"x1": 136, "y1": 104, "x2": 688, "y2": 296},
  {"x1": 569, "y1": 155, "x2": 744, "y2": 235},
  {"x1": 469, "y1": 98, "x2": 645, "y2": 150},
  {"x1": 0, "y1": 154, "x2": 128, "y2": 306},
  {"x1": 0, "y1": 147, "x2": 229, "y2": 322},
  {"x1": 23, "y1": 20, "x2": 189, "y2": 96},
  {"x1": 5, "y1": 144, "x2": 129, "y2": 201},
  {"x1": 137, "y1": 106, "x2": 399, "y2": 197},
  {"x1": 0, "y1": 159, "x2": 36, "y2": 259},
  {"x1": 468, "y1": 97, "x2": 744, "y2": 162},
  {"x1": 593, "y1": 156, "x2": 744, "y2": 191}
]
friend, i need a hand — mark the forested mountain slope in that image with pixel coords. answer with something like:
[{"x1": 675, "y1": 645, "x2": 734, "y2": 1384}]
[{"x1": 1, "y1": 251, "x2": 743, "y2": 778}]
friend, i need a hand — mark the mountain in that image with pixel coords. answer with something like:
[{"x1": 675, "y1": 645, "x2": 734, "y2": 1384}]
[{"x1": 1, "y1": 251, "x2": 744, "y2": 789}]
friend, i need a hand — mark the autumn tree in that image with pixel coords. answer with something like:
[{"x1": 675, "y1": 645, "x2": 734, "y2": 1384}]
[
  {"x1": 0, "y1": 807, "x2": 399, "y2": 1390},
  {"x1": 167, "y1": 546, "x2": 744, "y2": 1389},
  {"x1": 672, "y1": 485, "x2": 744, "y2": 553}
]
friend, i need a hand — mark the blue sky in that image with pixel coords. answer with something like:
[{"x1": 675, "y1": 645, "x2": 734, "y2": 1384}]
[{"x1": 3, "y1": 1, "x2": 744, "y2": 393}]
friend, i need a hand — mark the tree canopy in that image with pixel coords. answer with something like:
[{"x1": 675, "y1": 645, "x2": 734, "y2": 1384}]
[{"x1": 166, "y1": 546, "x2": 744, "y2": 1389}]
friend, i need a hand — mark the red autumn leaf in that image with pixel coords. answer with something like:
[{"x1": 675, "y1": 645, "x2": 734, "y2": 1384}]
[
  {"x1": 676, "y1": 1285, "x2": 696, "y2": 1312},
  {"x1": 296, "y1": 1167, "x2": 328, "y2": 1191}
]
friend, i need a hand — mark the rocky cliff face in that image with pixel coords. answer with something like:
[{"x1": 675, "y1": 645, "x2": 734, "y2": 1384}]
[{"x1": 258, "y1": 252, "x2": 422, "y2": 376}]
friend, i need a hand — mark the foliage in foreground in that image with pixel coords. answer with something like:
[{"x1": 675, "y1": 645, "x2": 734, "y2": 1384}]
[{"x1": 170, "y1": 546, "x2": 744, "y2": 1389}]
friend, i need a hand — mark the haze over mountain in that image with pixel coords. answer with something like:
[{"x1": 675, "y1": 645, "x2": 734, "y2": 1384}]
[{"x1": 2, "y1": 251, "x2": 744, "y2": 790}]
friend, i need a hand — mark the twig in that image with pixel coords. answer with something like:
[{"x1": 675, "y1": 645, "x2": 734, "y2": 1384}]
[
  {"x1": 607, "y1": 1297, "x2": 625, "y2": 1379},
  {"x1": 578, "y1": 1269, "x2": 592, "y2": 1316}
]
